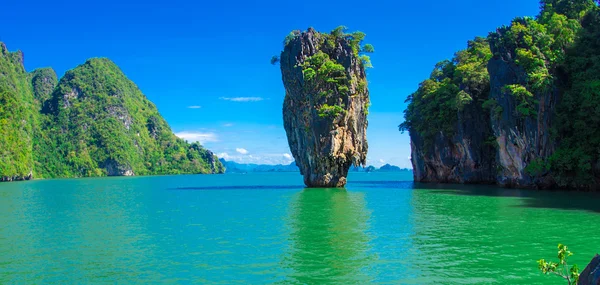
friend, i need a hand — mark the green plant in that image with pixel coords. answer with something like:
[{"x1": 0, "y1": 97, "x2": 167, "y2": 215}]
[
  {"x1": 270, "y1": 56, "x2": 280, "y2": 65},
  {"x1": 330, "y1": 25, "x2": 348, "y2": 37},
  {"x1": 284, "y1": 32, "x2": 296, "y2": 46},
  {"x1": 362, "y1": 44, "x2": 374, "y2": 53},
  {"x1": 318, "y1": 104, "x2": 346, "y2": 118},
  {"x1": 538, "y1": 244, "x2": 580, "y2": 285},
  {"x1": 503, "y1": 84, "x2": 537, "y2": 117},
  {"x1": 525, "y1": 158, "x2": 549, "y2": 176},
  {"x1": 359, "y1": 55, "x2": 373, "y2": 68},
  {"x1": 400, "y1": 37, "x2": 492, "y2": 148}
]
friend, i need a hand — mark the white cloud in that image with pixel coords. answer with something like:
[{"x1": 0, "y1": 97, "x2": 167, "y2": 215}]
[
  {"x1": 218, "y1": 152, "x2": 232, "y2": 160},
  {"x1": 220, "y1": 97, "x2": 264, "y2": 102},
  {"x1": 379, "y1": 159, "x2": 385, "y2": 163},
  {"x1": 223, "y1": 123, "x2": 234, "y2": 127},
  {"x1": 187, "y1": 105, "x2": 201, "y2": 109},
  {"x1": 175, "y1": 131, "x2": 218, "y2": 144},
  {"x1": 236, "y1": 148, "x2": 249, "y2": 155},
  {"x1": 216, "y1": 152, "x2": 295, "y2": 165}
]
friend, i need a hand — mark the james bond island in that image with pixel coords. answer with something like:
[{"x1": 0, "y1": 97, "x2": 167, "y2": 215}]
[{"x1": 274, "y1": 26, "x2": 373, "y2": 187}]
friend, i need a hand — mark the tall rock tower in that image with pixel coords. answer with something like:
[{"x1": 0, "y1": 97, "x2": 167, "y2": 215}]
[{"x1": 278, "y1": 27, "x2": 372, "y2": 187}]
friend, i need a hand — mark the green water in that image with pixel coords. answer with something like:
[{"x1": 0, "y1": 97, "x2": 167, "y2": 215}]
[{"x1": 0, "y1": 172, "x2": 599, "y2": 284}]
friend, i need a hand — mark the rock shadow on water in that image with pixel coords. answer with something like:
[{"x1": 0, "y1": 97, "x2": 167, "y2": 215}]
[{"x1": 419, "y1": 182, "x2": 600, "y2": 213}]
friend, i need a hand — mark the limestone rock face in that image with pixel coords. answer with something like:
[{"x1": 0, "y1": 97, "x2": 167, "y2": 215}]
[
  {"x1": 487, "y1": 27, "x2": 557, "y2": 188},
  {"x1": 280, "y1": 28, "x2": 369, "y2": 187},
  {"x1": 409, "y1": 101, "x2": 496, "y2": 184}
]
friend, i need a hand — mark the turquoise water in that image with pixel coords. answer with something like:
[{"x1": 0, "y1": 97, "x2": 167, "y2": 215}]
[{"x1": 1, "y1": 172, "x2": 599, "y2": 284}]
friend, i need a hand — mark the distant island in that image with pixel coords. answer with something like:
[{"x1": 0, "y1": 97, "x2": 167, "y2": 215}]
[
  {"x1": 350, "y1": 164, "x2": 412, "y2": 173},
  {"x1": 0, "y1": 43, "x2": 224, "y2": 182},
  {"x1": 219, "y1": 159, "x2": 299, "y2": 173},
  {"x1": 220, "y1": 159, "x2": 410, "y2": 174}
]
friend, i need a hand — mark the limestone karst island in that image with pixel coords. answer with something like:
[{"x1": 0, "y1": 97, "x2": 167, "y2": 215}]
[
  {"x1": 274, "y1": 27, "x2": 372, "y2": 187},
  {"x1": 1, "y1": 0, "x2": 600, "y2": 284}
]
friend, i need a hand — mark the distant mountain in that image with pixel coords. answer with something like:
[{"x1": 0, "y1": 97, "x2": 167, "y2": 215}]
[
  {"x1": 219, "y1": 159, "x2": 299, "y2": 173},
  {"x1": 350, "y1": 164, "x2": 412, "y2": 172},
  {"x1": 379, "y1": 164, "x2": 403, "y2": 172}
]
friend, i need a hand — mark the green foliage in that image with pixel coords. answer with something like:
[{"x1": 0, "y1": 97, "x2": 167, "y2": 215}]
[
  {"x1": 362, "y1": 44, "x2": 375, "y2": 53},
  {"x1": 503, "y1": 84, "x2": 538, "y2": 117},
  {"x1": 34, "y1": 58, "x2": 224, "y2": 178},
  {"x1": 401, "y1": 2, "x2": 600, "y2": 187},
  {"x1": 270, "y1": 56, "x2": 280, "y2": 65},
  {"x1": 0, "y1": 44, "x2": 224, "y2": 180},
  {"x1": 301, "y1": 51, "x2": 348, "y2": 87},
  {"x1": 0, "y1": 45, "x2": 35, "y2": 179},
  {"x1": 330, "y1": 25, "x2": 348, "y2": 38},
  {"x1": 482, "y1": 98, "x2": 504, "y2": 119},
  {"x1": 284, "y1": 32, "x2": 297, "y2": 46},
  {"x1": 537, "y1": 244, "x2": 580, "y2": 285},
  {"x1": 318, "y1": 104, "x2": 346, "y2": 118},
  {"x1": 279, "y1": 27, "x2": 373, "y2": 124},
  {"x1": 400, "y1": 37, "x2": 492, "y2": 147},
  {"x1": 549, "y1": 7, "x2": 600, "y2": 187},
  {"x1": 525, "y1": 158, "x2": 550, "y2": 176},
  {"x1": 359, "y1": 55, "x2": 373, "y2": 68},
  {"x1": 539, "y1": 0, "x2": 597, "y2": 20}
]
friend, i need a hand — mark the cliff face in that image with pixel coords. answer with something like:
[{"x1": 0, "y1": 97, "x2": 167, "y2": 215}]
[
  {"x1": 487, "y1": 25, "x2": 558, "y2": 188},
  {"x1": 0, "y1": 42, "x2": 224, "y2": 182},
  {"x1": 280, "y1": 28, "x2": 370, "y2": 187},
  {"x1": 404, "y1": 3, "x2": 600, "y2": 190},
  {"x1": 403, "y1": 38, "x2": 496, "y2": 185},
  {"x1": 410, "y1": 101, "x2": 496, "y2": 184}
]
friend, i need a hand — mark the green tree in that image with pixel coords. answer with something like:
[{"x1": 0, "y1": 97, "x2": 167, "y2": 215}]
[{"x1": 538, "y1": 244, "x2": 580, "y2": 284}]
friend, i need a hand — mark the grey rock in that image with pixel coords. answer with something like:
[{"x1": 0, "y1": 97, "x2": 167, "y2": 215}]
[
  {"x1": 279, "y1": 28, "x2": 369, "y2": 187},
  {"x1": 579, "y1": 254, "x2": 600, "y2": 285}
]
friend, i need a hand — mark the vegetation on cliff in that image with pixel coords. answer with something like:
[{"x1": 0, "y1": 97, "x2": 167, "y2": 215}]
[
  {"x1": 276, "y1": 26, "x2": 372, "y2": 187},
  {"x1": 401, "y1": 0, "x2": 600, "y2": 189},
  {"x1": 551, "y1": 7, "x2": 600, "y2": 187},
  {"x1": 399, "y1": 37, "x2": 492, "y2": 147},
  {"x1": 0, "y1": 44, "x2": 35, "y2": 180},
  {"x1": 274, "y1": 26, "x2": 373, "y2": 119},
  {"x1": 0, "y1": 44, "x2": 224, "y2": 181}
]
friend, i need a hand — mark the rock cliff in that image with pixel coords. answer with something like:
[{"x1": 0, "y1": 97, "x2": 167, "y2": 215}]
[
  {"x1": 487, "y1": 22, "x2": 558, "y2": 188},
  {"x1": 278, "y1": 27, "x2": 371, "y2": 187},
  {"x1": 402, "y1": 2, "x2": 600, "y2": 190},
  {"x1": 403, "y1": 37, "x2": 496, "y2": 184}
]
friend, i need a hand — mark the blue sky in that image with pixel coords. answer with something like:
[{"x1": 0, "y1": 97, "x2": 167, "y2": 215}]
[{"x1": 2, "y1": 0, "x2": 540, "y2": 167}]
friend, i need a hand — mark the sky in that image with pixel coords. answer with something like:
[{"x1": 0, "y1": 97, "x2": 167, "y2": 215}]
[{"x1": 1, "y1": 0, "x2": 540, "y2": 168}]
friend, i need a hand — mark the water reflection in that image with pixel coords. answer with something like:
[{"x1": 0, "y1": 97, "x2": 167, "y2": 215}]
[{"x1": 281, "y1": 188, "x2": 376, "y2": 284}]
